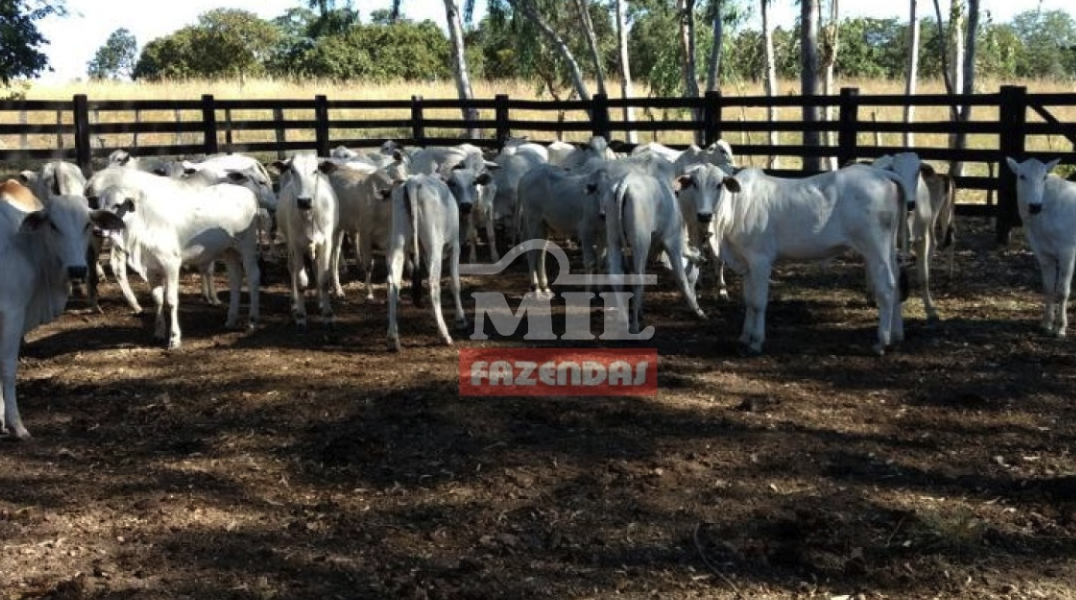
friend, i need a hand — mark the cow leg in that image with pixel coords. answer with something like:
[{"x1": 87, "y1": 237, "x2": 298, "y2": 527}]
[
  {"x1": 1038, "y1": 255, "x2": 1059, "y2": 335},
  {"x1": 485, "y1": 210, "x2": 500, "y2": 262},
  {"x1": 1056, "y1": 253, "x2": 1075, "y2": 338},
  {"x1": 221, "y1": 254, "x2": 243, "y2": 329},
  {"x1": 449, "y1": 241, "x2": 468, "y2": 332},
  {"x1": 329, "y1": 229, "x2": 346, "y2": 299},
  {"x1": 164, "y1": 272, "x2": 182, "y2": 350},
  {"x1": 1, "y1": 319, "x2": 31, "y2": 439},
  {"x1": 112, "y1": 245, "x2": 143, "y2": 314},
  {"x1": 866, "y1": 255, "x2": 898, "y2": 356},
  {"x1": 152, "y1": 284, "x2": 167, "y2": 341},
  {"x1": 466, "y1": 213, "x2": 478, "y2": 264},
  {"x1": 86, "y1": 242, "x2": 102, "y2": 313},
  {"x1": 288, "y1": 249, "x2": 308, "y2": 329},
  {"x1": 315, "y1": 242, "x2": 336, "y2": 329},
  {"x1": 200, "y1": 261, "x2": 221, "y2": 306},
  {"x1": 359, "y1": 234, "x2": 377, "y2": 302},
  {"x1": 916, "y1": 231, "x2": 940, "y2": 323},
  {"x1": 740, "y1": 262, "x2": 771, "y2": 355},
  {"x1": 630, "y1": 240, "x2": 649, "y2": 334},
  {"x1": 386, "y1": 245, "x2": 406, "y2": 352},
  {"x1": 242, "y1": 242, "x2": 261, "y2": 331},
  {"x1": 427, "y1": 246, "x2": 453, "y2": 345}
]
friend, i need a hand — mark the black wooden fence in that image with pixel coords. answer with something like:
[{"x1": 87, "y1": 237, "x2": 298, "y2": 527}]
[{"x1": 2, "y1": 85, "x2": 1075, "y2": 244}]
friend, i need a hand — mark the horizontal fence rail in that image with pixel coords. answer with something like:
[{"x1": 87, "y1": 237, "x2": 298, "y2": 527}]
[{"x1": 2, "y1": 85, "x2": 1075, "y2": 244}]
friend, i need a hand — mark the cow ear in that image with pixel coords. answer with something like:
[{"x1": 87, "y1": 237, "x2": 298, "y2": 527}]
[
  {"x1": 722, "y1": 176, "x2": 742, "y2": 193},
  {"x1": 1046, "y1": 158, "x2": 1061, "y2": 172},
  {"x1": 676, "y1": 175, "x2": 694, "y2": 190},
  {"x1": 318, "y1": 161, "x2": 337, "y2": 174},
  {"x1": 121, "y1": 198, "x2": 137, "y2": 213},
  {"x1": 91, "y1": 209, "x2": 126, "y2": 232},
  {"x1": 226, "y1": 172, "x2": 249, "y2": 184},
  {"x1": 377, "y1": 188, "x2": 393, "y2": 201},
  {"x1": 18, "y1": 210, "x2": 50, "y2": 234},
  {"x1": 919, "y1": 163, "x2": 936, "y2": 177},
  {"x1": 1004, "y1": 157, "x2": 1020, "y2": 175},
  {"x1": 18, "y1": 170, "x2": 35, "y2": 184}
]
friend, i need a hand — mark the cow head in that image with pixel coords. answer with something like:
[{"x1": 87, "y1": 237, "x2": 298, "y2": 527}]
[
  {"x1": 675, "y1": 163, "x2": 740, "y2": 229},
  {"x1": 443, "y1": 164, "x2": 489, "y2": 216},
  {"x1": 21, "y1": 193, "x2": 124, "y2": 282},
  {"x1": 275, "y1": 153, "x2": 335, "y2": 211},
  {"x1": 1006, "y1": 156, "x2": 1061, "y2": 217}
]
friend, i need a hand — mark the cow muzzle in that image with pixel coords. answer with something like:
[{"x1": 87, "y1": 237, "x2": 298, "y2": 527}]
[
  {"x1": 87, "y1": 196, "x2": 100, "y2": 210},
  {"x1": 296, "y1": 197, "x2": 313, "y2": 211},
  {"x1": 67, "y1": 265, "x2": 89, "y2": 281},
  {"x1": 459, "y1": 203, "x2": 473, "y2": 216},
  {"x1": 1029, "y1": 203, "x2": 1043, "y2": 216},
  {"x1": 696, "y1": 213, "x2": 713, "y2": 224},
  {"x1": 906, "y1": 200, "x2": 917, "y2": 211}
]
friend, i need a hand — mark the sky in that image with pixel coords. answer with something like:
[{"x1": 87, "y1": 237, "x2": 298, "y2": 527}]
[{"x1": 35, "y1": 0, "x2": 1076, "y2": 83}]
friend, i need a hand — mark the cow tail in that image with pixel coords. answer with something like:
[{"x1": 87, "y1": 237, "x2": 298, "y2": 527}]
[
  {"x1": 937, "y1": 175, "x2": 957, "y2": 250},
  {"x1": 405, "y1": 180, "x2": 423, "y2": 306},
  {"x1": 617, "y1": 179, "x2": 629, "y2": 256},
  {"x1": 893, "y1": 177, "x2": 912, "y2": 302}
]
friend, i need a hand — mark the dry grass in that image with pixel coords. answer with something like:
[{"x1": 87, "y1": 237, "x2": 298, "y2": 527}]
[{"x1": 6, "y1": 76, "x2": 1076, "y2": 204}]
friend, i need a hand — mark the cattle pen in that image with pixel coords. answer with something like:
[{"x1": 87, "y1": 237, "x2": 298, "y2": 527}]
[{"x1": 2, "y1": 84, "x2": 1076, "y2": 242}]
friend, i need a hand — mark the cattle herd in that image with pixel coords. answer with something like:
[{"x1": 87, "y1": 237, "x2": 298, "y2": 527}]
[{"x1": 2, "y1": 135, "x2": 1075, "y2": 440}]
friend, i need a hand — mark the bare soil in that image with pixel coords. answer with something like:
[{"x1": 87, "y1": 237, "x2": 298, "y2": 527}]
[{"x1": 3, "y1": 216, "x2": 1076, "y2": 600}]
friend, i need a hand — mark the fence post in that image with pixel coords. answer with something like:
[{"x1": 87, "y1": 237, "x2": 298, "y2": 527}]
[
  {"x1": 314, "y1": 94, "x2": 330, "y2": 157},
  {"x1": 224, "y1": 108, "x2": 234, "y2": 153},
  {"x1": 996, "y1": 85, "x2": 1027, "y2": 246},
  {"x1": 201, "y1": 94, "x2": 219, "y2": 155},
  {"x1": 591, "y1": 93, "x2": 611, "y2": 141},
  {"x1": 273, "y1": 107, "x2": 286, "y2": 159},
  {"x1": 494, "y1": 94, "x2": 510, "y2": 148},
  {"x1": 411, "y1": 95, "x2": 426, "y2": 146},
  {"x1": 73, "y1": 94, "x2": 91, "y2": 176},
  {"x1": 702, "y1": 90, "x2": 722, "y2": 148},
  {"x1": 836, "y1": 87, "x2": 860, "y2": 168},
  {"x1": 55, "y1": 110, "x2": 64, "y2": 149}
]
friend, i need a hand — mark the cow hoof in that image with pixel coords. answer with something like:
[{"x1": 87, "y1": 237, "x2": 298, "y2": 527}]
[
  {"x1": 1, "y1": 427, "x2": 31, "y2": 441},
  {"x1": 695, "y1": 309, "x2": 707, "y2": 320},
  {"x1": 871, "y1": 343, "x2": 887, "y2": 357},
  {"x1": 718, "y1": 291, "x2": 730, "y2": 302},
  {"x1": 387, "y1": 339, "x2": 401, "y2": 352}
]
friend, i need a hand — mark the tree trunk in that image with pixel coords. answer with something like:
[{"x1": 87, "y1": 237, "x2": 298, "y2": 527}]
[
  {"x1": 705, "y1": 0, "x2": 723, "y2": 94},
  {"x1": 950, "y1": 0, "x2": 979, "y2": 177},
  {"x1": 903, "y1": 0, "x2": 920, "y2": 148},
  {"x1": 762, "y1": 0, "x2": 780, "y2": 168},
  {"x1": 931, "y1": 0, "x2": 956, "y2": 102},
  {"x1": 801, "y1": 0, "x2": 823, "y2": 171},
  {"x1": 574, "y1": 0, "x2": 606, "y2": 96},
  {"x1": 615, "y1": 0, "x2": 637, "y2": 143},
  {"x1": 948, "y1": 0, "x2": 967, "y2": 176},
  {"x1": 505, "y1": 0, "x2": 591, "y2": 102},
  {"x1": 676, "y1": 0, "x2": 703, "y2": 144},
  {"x1": 821, "y1": 0, "x2": 840, "y2": 170},
  {"x1": 443, "y1": 0, "x2": 479, "y2": 137}
]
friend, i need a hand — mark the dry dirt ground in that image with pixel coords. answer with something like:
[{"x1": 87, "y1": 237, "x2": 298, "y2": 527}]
[{"x1": 3, "y1": 216, "x2": 1076, "y2": 600}]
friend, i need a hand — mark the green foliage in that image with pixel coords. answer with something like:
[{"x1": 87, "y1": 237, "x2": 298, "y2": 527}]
[
  {"x1": 87, "y1": 27, "x2": 137, "y2": 80},
  {"x1": 0, "y1": 0, "x2": 66, "y2": 84},
  {"x1": 1010, "y1": 9, "x2": 1076, "y2": 80},
  {"x1": 274, "y1": 20, "x2": 452, "y2": 82},
  {"x1": 133, "y1": 9, "x2": 280, "y2": 80}
]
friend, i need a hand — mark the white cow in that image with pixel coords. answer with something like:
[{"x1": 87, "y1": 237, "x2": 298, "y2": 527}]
[
  {"x1": 516, "y1": 164, "x2": 606, "y2": 294},
  {"x1": 1005, "y1": 157, "x2": 1076, "y2": 337},
  {"x1": 714, "y1": 153, "x2": 921, "y2": 355},
  {"x1": 1, "y1": 180, "x2": 124, "y2": 439},
  {"x1": 93, "y1": 169, "x2": 262, "y2": 349},
  {"x1": 386, "y1": 174, "x2": 467, "y2": 352},
  {"x1": 273, "y1": 153, "x2": 340, "y2": 330},
  {"x1": 675, "y1": 163, "x2": 741, "y2": 301},
  {"x1": 491, "y1": 146, "x2": 546, "y2": 246},
  {"x1": 19, "y1": 161, "x2": 112, "y2": 312},
  {"x1": 598, "y1": 170, "x2": 707, "y2": 334},
  {"x1": 327, "y1": 158, "x2": 406, "y2": 300}
]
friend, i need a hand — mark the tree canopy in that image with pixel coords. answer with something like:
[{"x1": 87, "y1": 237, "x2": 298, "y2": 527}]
[
  {"x1": 87, "y1": 27, "x2": 137, "y2": 80},
  {"x1": 0, "y1": 0, "x2": 66, "y2": 84}
]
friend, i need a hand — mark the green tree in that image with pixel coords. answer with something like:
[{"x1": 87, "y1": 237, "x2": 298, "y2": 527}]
[
  {"x1": 0, "y1": 0, "x2": 67, "y2": 84},
  {"x1": 133, "y1": 9, "x2": 280, "y2": 80},
  {"x1": 1010, "y1": 8, "x2": 1076, "y2": 79},
  {"x1": 87, "y1": 27, "x2": 137, "y2": 80},
  {"x1": 279, "y1": 20, "x2": 452, "y2": 81}
]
